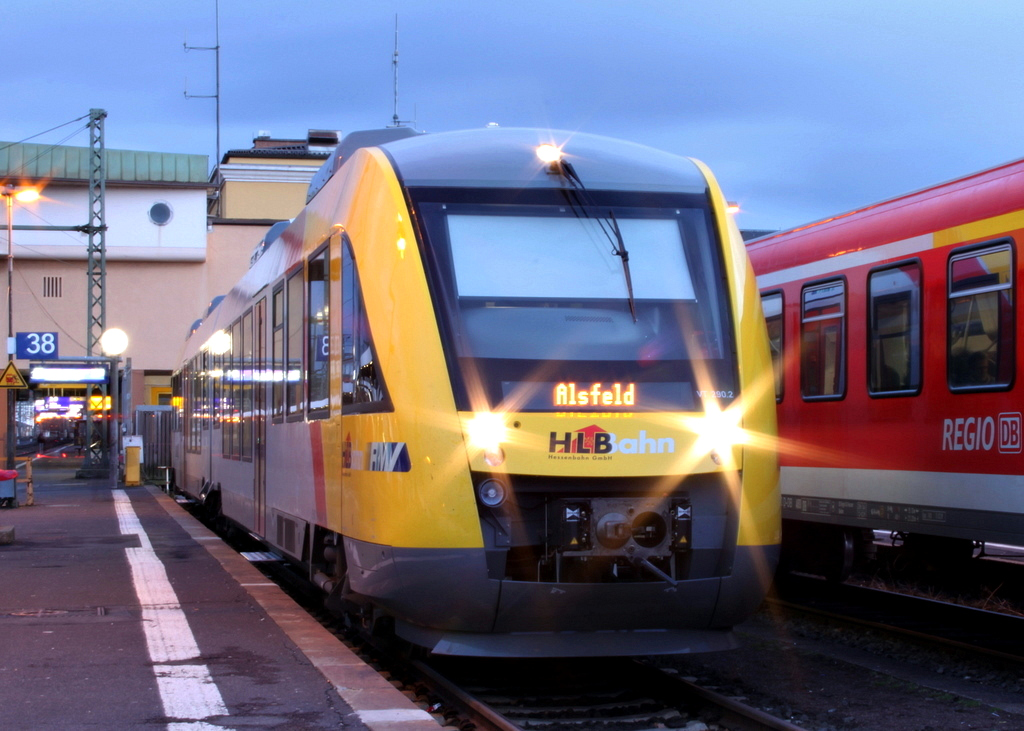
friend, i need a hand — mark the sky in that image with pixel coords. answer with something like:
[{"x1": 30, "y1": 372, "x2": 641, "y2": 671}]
[{"x1": 4, "y1": 1, "x2": 1024, "y2": 232}]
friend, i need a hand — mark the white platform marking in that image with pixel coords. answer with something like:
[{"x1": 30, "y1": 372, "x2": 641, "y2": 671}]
[{"x1": 114, "y1": 490, "x2": 228, "y2": 726}]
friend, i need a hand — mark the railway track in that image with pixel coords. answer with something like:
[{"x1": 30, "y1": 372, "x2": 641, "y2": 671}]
[
  {"x1": 182, "y1": 498, "x2": 805, "y2": 731},
  {"x1": 414, "y1": 656, "x2": 806, "y2": 731},
  {"x1": 774, "y1": 574, "x2": 1024, "y2": 665},
  {"x1": 259, "y1": 553, "x2": 807, "y2": 730}
]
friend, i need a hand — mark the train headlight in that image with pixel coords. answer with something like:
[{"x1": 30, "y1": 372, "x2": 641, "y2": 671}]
[
  {"x1": 686, "y1": 401, "x2": 748, "y2": 464},
  {"x1": 477, "y1": 478, "x2": 508, "y2": 508},
  {"x1": 467, "y1": 412, "x2": 507, "y2": 467},
  {"x1": 536, "y1": 143, "x2": 563, "y2": 164}
]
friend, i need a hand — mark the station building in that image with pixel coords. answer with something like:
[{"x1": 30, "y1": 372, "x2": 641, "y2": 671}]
[{"x1": 0, "y1": 131, "x2": 333, "y2": 442}]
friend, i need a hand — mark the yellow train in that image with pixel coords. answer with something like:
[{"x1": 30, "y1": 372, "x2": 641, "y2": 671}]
[{"x1": 172, "y1": 127, "x2": 780, "y2": 657}]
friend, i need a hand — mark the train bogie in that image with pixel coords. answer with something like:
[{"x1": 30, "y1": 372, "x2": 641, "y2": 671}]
[{"x1": 173, "y1": 127, "x2": 779, "y2": 657}]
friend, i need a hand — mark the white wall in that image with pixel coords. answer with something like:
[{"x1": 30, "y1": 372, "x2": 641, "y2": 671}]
[{"x1": 8, "y1": 184, "x2": 209, "y2": 261}]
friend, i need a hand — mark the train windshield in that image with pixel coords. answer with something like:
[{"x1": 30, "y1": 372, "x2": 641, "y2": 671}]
[{"x1": 413, "y1": 189, "x2": 737, "y2": 413}]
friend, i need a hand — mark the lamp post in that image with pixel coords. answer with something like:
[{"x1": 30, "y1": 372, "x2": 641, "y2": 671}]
[
  {"x1": 100, "y1": 327, "x2": 128, "y2": 486},
  {"x1": 2, "y1": 185, "x2": 40, "y2": 472}
]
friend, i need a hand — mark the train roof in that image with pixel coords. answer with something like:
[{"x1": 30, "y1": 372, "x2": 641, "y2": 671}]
[
  {"x1": 307, "y1": 127, "x2": 709, "y2": 203},
  {"x1": 746, "y1": 156, "x2": 1024, "y2": 273},
  {"x1": 306, "y1": 127, "x2": 422, "y2": 202},
  {"x1": 381, "y1": 128, "x2": 708, "y2": 193},
  {"x1": 181, "y1": 128, "x2": 714, "y2": 357}
]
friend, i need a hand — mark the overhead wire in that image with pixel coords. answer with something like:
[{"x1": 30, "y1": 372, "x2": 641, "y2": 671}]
[{"x1": 0, "y1": 116, "x2": 92, "y2": 181}]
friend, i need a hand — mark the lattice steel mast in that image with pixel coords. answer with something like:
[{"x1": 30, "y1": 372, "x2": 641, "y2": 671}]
[
  {"x1": 86, "y1": 108, "x2": 107, "y2": 355},
  {"x1": 83, "y1": 108, "x2": 108, "y2": 469}
]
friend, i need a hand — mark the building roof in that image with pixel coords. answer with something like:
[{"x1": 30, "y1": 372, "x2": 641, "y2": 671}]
[
  {"x1": 0, "y1": 141, "x2": 209, "y2": 185},
  {"x1": 223, "y1": 147, "x2": 330, "y2": 162},
  {"x1": 221, "y1": 130, "x2": 338, "y2": 164}
]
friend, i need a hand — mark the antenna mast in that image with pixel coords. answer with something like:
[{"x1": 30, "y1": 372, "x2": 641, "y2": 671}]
[
  {"x1": 185, "y1": 0, "x2": 222, "y2": 168},
  {"x1": 390, "y1": 15, "x2": 413, "y2": 128},
  {"x1": 392, "y1": 15, "x2": 400, "y2": 126}
]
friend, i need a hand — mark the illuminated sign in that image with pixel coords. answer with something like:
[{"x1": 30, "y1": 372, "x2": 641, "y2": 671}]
[
  {"x1": 499, "y1": 381, "x2": 695, "y2": 411},
  {"x1": 554, "y1": 383, "x2": 635, "y2": 408},
  {"x1": 30, "y1": 366, "x2": 108, "y2": 384},
  {"x1": 34, "y1": 396, "x2": 84, "y2": 414}
]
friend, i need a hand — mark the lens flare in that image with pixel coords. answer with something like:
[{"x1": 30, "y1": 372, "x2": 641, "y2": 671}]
[
  {"x1": 686, "y1": 400, "x2": 749, "y2": 466},
  {"x1": 467, "y1": 411, "x2": 507, "y2": 453},
  {"x1": 535, "y1": 144, "x2": 563, "y2": 164}
]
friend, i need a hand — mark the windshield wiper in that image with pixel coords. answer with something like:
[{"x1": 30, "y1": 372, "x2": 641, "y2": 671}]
[
  {"x1": 557, "y1": 160, "x2": 638, "y2": 322},
  {"x1": 607, "y1": 210, "x2": 637, "y2": 322}
]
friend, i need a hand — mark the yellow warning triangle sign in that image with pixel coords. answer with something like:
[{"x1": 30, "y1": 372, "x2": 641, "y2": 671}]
[{"x1": 0, "y1": 361, "x2": 27, "y2": 389}]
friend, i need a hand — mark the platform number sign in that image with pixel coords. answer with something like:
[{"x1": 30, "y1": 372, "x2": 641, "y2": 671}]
[{"x1": 16, "y1": 332, "x2": 59, "y2": 360}]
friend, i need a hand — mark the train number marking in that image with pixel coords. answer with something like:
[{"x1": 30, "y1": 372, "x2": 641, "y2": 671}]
[{"x1": 696, "y1": 390, "x2": 733, "y2": 399}]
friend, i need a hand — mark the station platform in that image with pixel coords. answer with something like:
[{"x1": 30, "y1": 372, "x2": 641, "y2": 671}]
[{"x1": 0, "y1": 455, "x2": 443, "y2": 730}]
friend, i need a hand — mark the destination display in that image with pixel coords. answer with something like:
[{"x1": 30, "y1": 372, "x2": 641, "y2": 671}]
[{"x1": 501, "y1": 381, "x2": 695, "y2": 411}]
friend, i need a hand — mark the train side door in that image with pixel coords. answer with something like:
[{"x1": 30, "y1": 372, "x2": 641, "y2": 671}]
[{"x1": 254, "y1": 297, "x2": 267, "y2": 535}]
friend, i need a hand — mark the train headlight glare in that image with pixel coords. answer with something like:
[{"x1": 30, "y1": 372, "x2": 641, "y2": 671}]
[
  {"x1": 684, "y1": 401, "x2": 749, "y2": 463},
  {"x1": 467, "y1": 412, "x2": 508, "y2": 467},
  {"x1": 536, "y1": 144, "x2": 563, "y2": 164},
  {"x1": 467, "y1": 412, "x2": 505, "y2": 448},
  {"x1": 478, "y1": 479, "x2": 508, "y2": 508}
]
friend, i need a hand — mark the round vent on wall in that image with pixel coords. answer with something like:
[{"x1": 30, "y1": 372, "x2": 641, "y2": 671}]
[{"x1": 149, "y1": 202, "x2": 172, "y2": 225}]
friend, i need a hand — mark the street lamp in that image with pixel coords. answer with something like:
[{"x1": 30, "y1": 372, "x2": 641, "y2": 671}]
[
  {"x1": 99, "y1": 327, "x2": 128, "y2": 357},
  {"x1": 2, "y1": 185, "x2": 40, "y2": 472},
  {"x1": 100, "y1": 327, "x2": 128, "y2": 485}
]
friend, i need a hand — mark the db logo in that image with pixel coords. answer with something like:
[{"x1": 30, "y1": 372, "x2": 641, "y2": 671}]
[{"x1": 999, "y1": 413, "x2": 1022, "y2": 454}]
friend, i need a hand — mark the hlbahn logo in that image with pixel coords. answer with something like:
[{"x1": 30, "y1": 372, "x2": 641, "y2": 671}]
[{"x1": 548, "y1": 424, "x2": 675, "y2": 460}]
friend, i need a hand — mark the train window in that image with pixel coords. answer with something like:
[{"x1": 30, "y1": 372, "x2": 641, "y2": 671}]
[
  {"x1": 286, "y1": 269, "x2": 304, "y2": 419},
  {"x1": 183, "y1": 360, "x2": 190, "y2": 449},
  {"x1": 761, "y1": 292, "x2": 783, "y2": 402},
  {"x1": 227, "y1": 318, "x2": 242, "y2": 459},
  {"x1": 412, "y1": 190, "x2": 736, "y2": 413},
  {"x1": 307, "y1": 247, "x2": 330, "y2": 417},
  {"x1": 868, "y1": 263, "x2": 921, "y2": 395},
  {"x1": 211, "y1": 345, "x2": 221, "y2": 431},
  {"x1": 219, "y1": 325, "x2": 230, "y2": 455},
  {"x1": 341, "y1": 236, "x2": 388, "y2": 410},
  {"x1": 171, "y1": 372, "x2": 182, "y2": 433},
  {"x1": 801, "y1": 280, "x2": 846, "y2": 399},
  {"x1": 241, "y1": 308, "x2": 254, "y2": 460},
  {"x1": 254, "y1": 298, "x2": 266, "y2": 446},
  {"x1": 188, "y1": 355, "x2": 202, "y2": 452},
  {"x1": 182, "y1": 361, "x2": 192, "y2": 450},
  {"x1": 220, "y1": 333, "x2": 230, "y2": 454},
  {"x1": 272, "y1": 286, "x2": 284, "y2": 422},
  {"x1": 200, "y1": 350, "x2": 210, "y2": 431},
  {"x1": 948, "y1": 243, "x2": 1014, "y2": 390}
]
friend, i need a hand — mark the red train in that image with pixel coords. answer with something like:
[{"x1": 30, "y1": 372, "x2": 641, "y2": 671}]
[{"x1": 747, "y1": 158, "x2": 1024, "y2": 579}]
